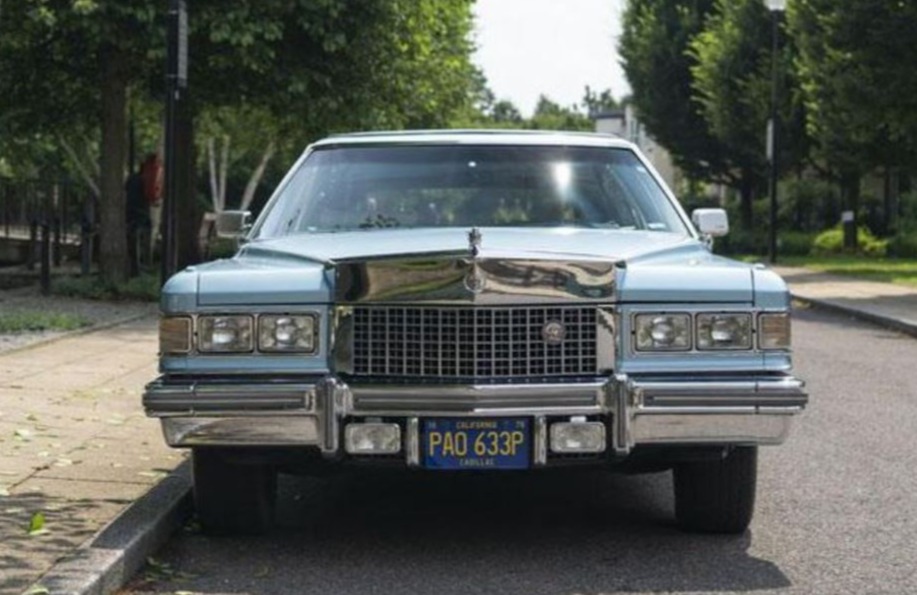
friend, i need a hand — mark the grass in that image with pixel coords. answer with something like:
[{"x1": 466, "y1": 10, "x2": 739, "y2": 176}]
[
  {"x1": 0, "y1": 310, "x2": 91, "y2": 333},
  {"x1": 52, "y1": 273, "x2": 160, "y2": 302},
  {"x1": 771, "y1": 255, "x2": 917, "y2": 287}
]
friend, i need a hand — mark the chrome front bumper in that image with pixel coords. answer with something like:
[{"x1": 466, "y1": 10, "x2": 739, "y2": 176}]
[{"x1": 144, "y1": 374, "x2": 807, "y2": 461}]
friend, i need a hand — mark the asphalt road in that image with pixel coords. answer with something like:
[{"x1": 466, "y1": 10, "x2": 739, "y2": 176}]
[{"x1": 123, "y1": 307, "x2": 917, "y2": 595}]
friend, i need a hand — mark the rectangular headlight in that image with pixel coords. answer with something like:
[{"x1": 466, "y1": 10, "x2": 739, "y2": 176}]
[
  {"x1": 159, "y1": 316, "x2": 191, "y2": 355},
  {"x1": 258, "y1": 314, "x2": 317, "y2": 353},
  {"x1": 634, "y1": 313, "x2": 691, "y2": 351},
  {"x1": 759, "y1": 312, "x2": 791, "y2": 350},
  {"x1": 696, "y1": 313, "x2": 752, "y2": 350},
  {"x1": 198, "y1": 315, "x2": 254, "y2": 353}
]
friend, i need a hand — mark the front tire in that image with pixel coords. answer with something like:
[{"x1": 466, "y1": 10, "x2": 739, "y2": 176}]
[
  {"x1": 192, "y1": 448, "x2": 277, "y2": 535},
  {"x1": 673, "y1": 446, "x2": 757, "y2": 534}
]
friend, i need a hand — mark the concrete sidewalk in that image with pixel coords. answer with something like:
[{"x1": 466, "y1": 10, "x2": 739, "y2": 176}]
[
  {"x1": 774, "y1": 266, "x2": 917, "y2": 336},
  {"x1": 1, "y1": 266, "x2": 915, "y2": 595},
  {"x1": 0, "y1": 317, "x2": 181, "y2": 594}
]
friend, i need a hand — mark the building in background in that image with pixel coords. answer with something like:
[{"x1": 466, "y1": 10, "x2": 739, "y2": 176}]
[{"x1": 593, "y1": 105, "x2": 679, "y2": 192}]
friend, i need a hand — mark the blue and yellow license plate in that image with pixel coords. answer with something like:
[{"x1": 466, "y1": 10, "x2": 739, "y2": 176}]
[{"x1": 423, "y1": 418, "x2": 530, "y2": 470}]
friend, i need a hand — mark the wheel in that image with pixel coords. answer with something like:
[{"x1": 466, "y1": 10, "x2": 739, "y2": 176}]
[
  {"x1": 673, "y1": 446, "x2": 757, "y2": 534},
  {"x1": 192, "y1": 448, "x2": 277, "y2": 535}
]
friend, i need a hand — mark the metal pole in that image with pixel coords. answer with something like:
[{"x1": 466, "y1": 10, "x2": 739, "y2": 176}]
[
  {"x1": 767, "y1": 8, "x2": 780, "y2": 265},
  {"x1": 40, "y1": 219, "x2": 50, "y2": 295},
  {"x1": 161, "y1": 0, "x2": 185, "y2": 285},
  {"x1": 161, "y1": 82, "x2": 177, "y2": 284}
]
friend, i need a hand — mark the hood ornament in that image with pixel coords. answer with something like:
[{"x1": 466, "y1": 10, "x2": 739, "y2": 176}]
[
  {"x1": 468, "y1": 227, "x2": 482, "y2": 258},
  {"x1": 464, "y1": 227, "x2": 485, "y2": 294}
]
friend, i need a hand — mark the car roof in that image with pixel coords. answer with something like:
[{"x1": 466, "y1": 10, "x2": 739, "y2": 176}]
[{"x1": 311, "y1": 129, "x2": 635, "y2": 149}]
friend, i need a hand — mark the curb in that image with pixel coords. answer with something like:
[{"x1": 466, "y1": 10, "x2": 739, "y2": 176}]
[
  {"x1": 24, "y1": 461, "x2": 192, "y2": 595},
  {"x1": 792, "y1": 294, "x2": 917, "y2": 339}
]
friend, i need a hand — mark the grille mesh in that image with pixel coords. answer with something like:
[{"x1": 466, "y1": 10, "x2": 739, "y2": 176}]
[{"x1": 352, "y1": 306, "x2": 597, "y2": 379}]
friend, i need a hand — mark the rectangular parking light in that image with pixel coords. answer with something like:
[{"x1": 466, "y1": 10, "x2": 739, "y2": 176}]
[
  {"x1": 345, "y1": 423, "x2": 402, "y2": 455},
  {"x1": 159, "y1": 316, "x2": 191, "y2": 355},
  {"x1": 759, "y1": 312, "x2": 791, "y2": 349},
  {"x1": 550, "y1": 421, "x2": 606, "y2": 453}
]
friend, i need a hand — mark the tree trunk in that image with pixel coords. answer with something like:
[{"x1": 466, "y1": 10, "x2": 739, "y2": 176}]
[
  {"x1": 175, "y1": 97, "x2": 201, "y2": 270},
  {"x1": 241, "y1": 141, "x2": 276, "y2": 211},
  {"x1": 738, "y1": 171, "x2": 755, "y2": 231},
  {"x1": 882, "y1": 167, "x2": 893, "y2": 235},
  {"x1": 98, "y1": 48, "x2": 129, "y2": 284},
  {"x1": 840, "y1": 169, "x2": 860, "y2": 250}
]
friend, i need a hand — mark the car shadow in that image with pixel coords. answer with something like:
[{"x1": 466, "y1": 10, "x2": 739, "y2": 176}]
[{"x1": 143, "y1": 468, "x2": 791, "y2": 594}]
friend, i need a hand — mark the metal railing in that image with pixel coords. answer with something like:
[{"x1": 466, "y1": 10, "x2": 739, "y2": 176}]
[{"x1": 0, "y1": 177, "x2": 96, "y2": 291}]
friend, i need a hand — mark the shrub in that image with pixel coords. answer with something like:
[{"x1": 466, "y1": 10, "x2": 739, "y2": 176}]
[
  {"x1": 779, "y1": 177, "x2": 838, "y2": 232},
  {"x1": 812, "y1": 226, "x2": 888, "y2": 257},
  {"x1": 715, "y1": 229, "x2": 766, "y2": 256},
  {"x1": 53, "y1": 273, "x2": 160, "y2": 302},
  {"x1": 777, "y1": 231, "x2": 817, "y2": 256},
  {"x1": 886, "y1": 232, "x2": 917, "y2": 258},
  {"x1": 0, "y1": 311, "x2": 90, "y2": 333}
]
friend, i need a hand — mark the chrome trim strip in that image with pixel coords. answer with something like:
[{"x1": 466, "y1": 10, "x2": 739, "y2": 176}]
[
  {"x1": 406, "y1": 417, "x2": 420, "y2": 466},
  {"x1": 350, "y1": 382, "x2": 606, "y2": 414},
  {"x1": 143, "y1": 381, "x2": 316, "y2": 415},
  {"x1": 316, "y1": 377, "x2": 344, "y2": 454},
  {"x1": 596, "y1": 307, "x2": 616, "y2": 372},
  {"x1": 534, "y1": 415, "x2": 547, "y2": 465}
]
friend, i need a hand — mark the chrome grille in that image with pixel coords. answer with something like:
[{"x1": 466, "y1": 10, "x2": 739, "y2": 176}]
[{"x1": 352, "y1": 306, "x2": 598, "y2": 378}]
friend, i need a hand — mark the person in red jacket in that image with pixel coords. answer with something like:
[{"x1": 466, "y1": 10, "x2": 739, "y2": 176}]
[{"x1": 140, "y1": 153, "x2": 163, "y2": 261}]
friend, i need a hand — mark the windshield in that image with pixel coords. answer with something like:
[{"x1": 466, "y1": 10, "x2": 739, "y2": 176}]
[{"x1": 253, "y1": 145, "x2": 690, "y2": 238}]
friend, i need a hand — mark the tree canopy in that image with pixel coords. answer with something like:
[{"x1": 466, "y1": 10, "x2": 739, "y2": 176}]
[
  {"x1": 620, "y1": 0, "x2": 728, "y2": 183},
  {"x1": 0, "y1": 0, "x2": 480, "y2": 280}
]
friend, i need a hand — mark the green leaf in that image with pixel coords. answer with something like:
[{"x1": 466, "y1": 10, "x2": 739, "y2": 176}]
[
  {"x1": 24, "y1": 585, "x2": 50, "y2": 595},
  {"x1": 28, "y1": 512, "x2": 47, "y2": 536}
]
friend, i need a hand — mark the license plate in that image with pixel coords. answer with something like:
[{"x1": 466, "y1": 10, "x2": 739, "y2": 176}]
[{"x1": 423, "y1": 418, "x2": 530, "y2": 470}]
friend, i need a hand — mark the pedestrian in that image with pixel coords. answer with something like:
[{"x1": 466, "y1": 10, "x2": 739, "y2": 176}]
[
  {"x1": 140, "y1": 152, "x2": 163, "y2": 258},
  {"x1": 125, "y1": 166, "x2": 151, "y2": 277}
]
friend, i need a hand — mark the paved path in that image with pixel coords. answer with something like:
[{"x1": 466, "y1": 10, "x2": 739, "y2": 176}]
[
  {"x1": 0, "y1": 317, "x2": 180, "y2": 594},
  {"x1": 774, "y1": 266, "x2": 917, "y2": 335}
]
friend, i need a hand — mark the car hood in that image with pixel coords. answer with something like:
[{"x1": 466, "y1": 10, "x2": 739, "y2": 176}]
[{"x1": 187, "y1": 227, "x2": 754, "y2": 305}]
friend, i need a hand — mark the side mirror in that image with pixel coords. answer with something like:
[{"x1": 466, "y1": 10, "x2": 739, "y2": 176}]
[
  {"x1": 215, "y1": 210, "x2": 252, "y2": 239},
  {"x1": 691, "y1": 208, "x2": 729, "y2": 237}
]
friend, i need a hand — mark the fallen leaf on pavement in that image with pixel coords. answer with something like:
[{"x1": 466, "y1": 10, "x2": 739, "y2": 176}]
[{"x1": 27, "y1": 511, "x2": 48, "y2": 536}]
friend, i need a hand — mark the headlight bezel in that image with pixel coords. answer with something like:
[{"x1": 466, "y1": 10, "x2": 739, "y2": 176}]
[
  {"x1": 159, "y1": 312, "x2": 322, "y2": 356},
  {"x1": 631, "y1": 309, "x2": 792, "y2": 354}
]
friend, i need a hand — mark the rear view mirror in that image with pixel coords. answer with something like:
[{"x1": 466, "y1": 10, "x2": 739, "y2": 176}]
[
  {"x1": 215, "y1": 210, "x2": 252, "y2": 239},
  {"x1": 691, "y1": 208, "x2": 729, "y2": 237}
]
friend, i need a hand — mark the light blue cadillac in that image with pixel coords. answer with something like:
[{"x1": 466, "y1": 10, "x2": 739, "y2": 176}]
[{"x1": 145, "y1": 130, "x2": 807, "y2": 535}]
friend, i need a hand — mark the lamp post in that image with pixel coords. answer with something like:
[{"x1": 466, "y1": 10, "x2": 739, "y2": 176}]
[
  {"x1": 765, "y1": 0, "x2": 786, "y2": 264},
  {"x1": 162, "y1": 0, "x2": 188, "y2": 285}
]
